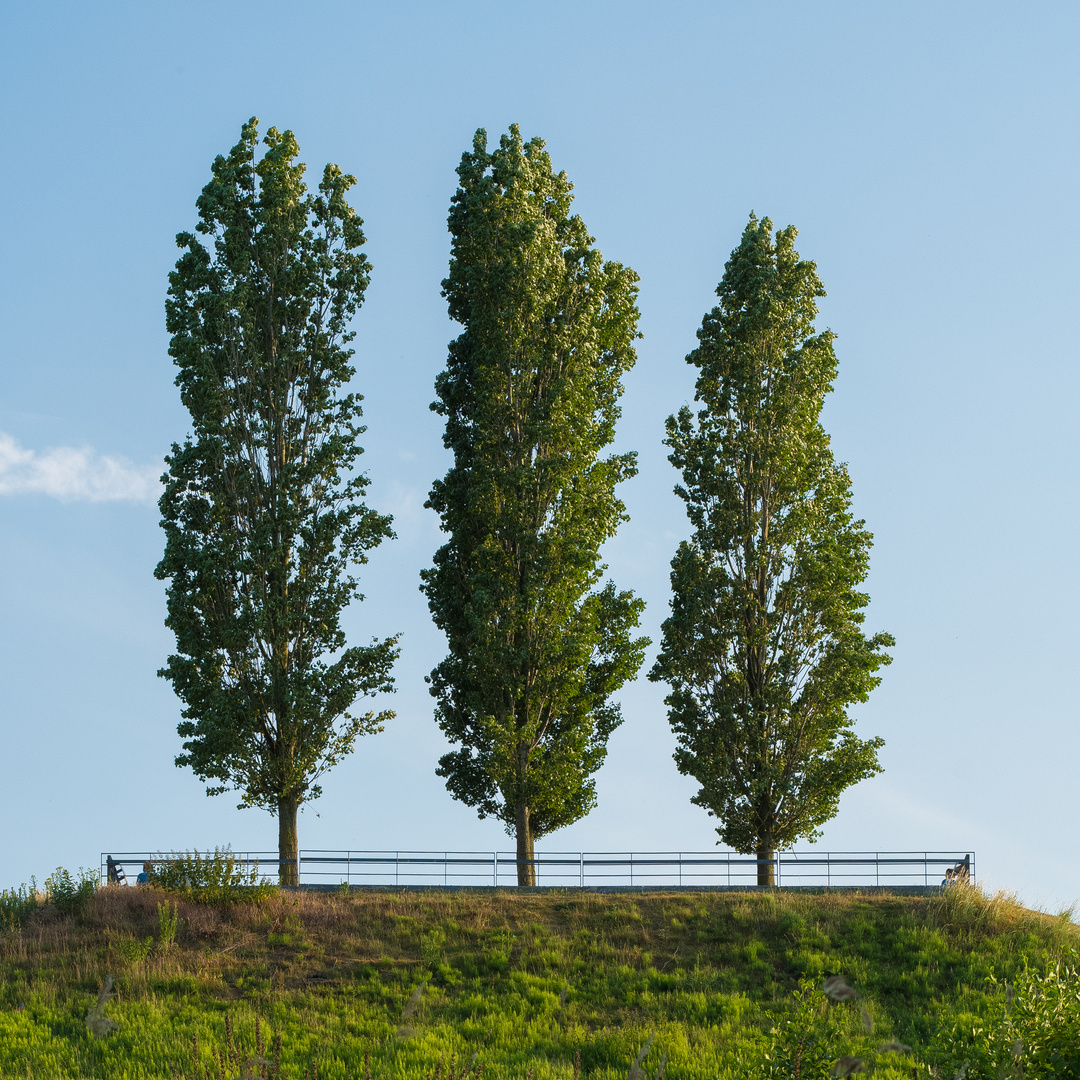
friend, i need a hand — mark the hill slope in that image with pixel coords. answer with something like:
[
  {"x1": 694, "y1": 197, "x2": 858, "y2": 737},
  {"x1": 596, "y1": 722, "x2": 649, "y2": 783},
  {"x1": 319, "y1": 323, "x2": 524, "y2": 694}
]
[{"x1": 1, "y1": 884, "x2": 1077, "y2": 1078}]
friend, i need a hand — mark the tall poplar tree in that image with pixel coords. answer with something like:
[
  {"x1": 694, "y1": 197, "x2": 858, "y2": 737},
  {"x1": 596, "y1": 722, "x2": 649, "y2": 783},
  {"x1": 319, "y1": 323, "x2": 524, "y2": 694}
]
[
  {"x1": 650, "y1": 215, "x2": 893, "y2": 886},
  {"x1": 423, "y1": 126, "x2": 648, "y2": 885},
  {"x1": 157, "y1": 119, "x2": 398, "y2": 885}
]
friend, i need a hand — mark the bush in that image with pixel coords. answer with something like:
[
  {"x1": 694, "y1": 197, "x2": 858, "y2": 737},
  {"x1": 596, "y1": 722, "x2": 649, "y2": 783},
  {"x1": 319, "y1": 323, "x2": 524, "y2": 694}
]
[
  {"x1": 755, "y1": 978, "x2": 845, "y2": 1080},
  {"x1": 44, "y1": 867, "x2": 97, "y2": 917},
  {"x1": 0, "y1": 879, "x2": 39, "y2": 932},
  {"x1": 148, "y1": 848, "x2": 276, "y2": 905},
  {"x1": 939, "y1": 956, "x2": 1080, "y2": 1079}
]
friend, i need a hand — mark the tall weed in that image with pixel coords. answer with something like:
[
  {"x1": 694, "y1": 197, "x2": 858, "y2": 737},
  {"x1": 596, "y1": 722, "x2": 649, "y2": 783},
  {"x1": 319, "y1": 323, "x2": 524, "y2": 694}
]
[
  {"x1": 171, "y1": 1014, "x2": 286, "y2": 1079},
  {"x1": 0, "y1": 879, "x2": 38, "y2": 932},
  {"x1": 44, "y1": 866, "x2": 97, "y2": 916},
  {"x1": 158, "y1": 899, "x2": 180, "y2": 951},
  {"x1": 149, "y1": 848, "x2": 276, "y2": 905}
]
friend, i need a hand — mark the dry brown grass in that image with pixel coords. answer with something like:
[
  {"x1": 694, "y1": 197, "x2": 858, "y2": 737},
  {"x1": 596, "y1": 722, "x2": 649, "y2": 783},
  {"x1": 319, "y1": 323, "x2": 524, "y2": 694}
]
[{"x1": 927, "y1": 882, "x2": 1079, "y2": 947}]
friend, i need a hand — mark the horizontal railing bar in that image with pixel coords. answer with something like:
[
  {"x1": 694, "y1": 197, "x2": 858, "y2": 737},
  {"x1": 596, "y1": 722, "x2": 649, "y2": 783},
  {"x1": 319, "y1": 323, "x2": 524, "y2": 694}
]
[
  {"x1": 777, "y1": 858, "x2": 964, "y2": 866},
  {"x1": 302, "y1": 857, "x2": 492, "y2": 866},
  {"x1": 103, "y1": 851, "x2": 971, "y2": 861}
]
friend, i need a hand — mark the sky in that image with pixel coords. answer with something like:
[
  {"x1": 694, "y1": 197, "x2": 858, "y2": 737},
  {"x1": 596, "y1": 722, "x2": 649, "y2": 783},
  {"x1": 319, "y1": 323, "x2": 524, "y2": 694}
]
[{"x1": 1, "y1": 2, "x2": 1077, "y2": 912}]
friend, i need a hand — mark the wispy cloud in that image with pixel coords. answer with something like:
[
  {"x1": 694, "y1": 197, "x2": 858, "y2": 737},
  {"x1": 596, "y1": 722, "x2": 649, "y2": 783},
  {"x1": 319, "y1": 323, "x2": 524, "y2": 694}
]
[
  {"x1": 0, "y1": 432, "x2": 161, "y2": 503},
  {"x1": 380, "y1": 479, "x2": 442, "y2": 547}
]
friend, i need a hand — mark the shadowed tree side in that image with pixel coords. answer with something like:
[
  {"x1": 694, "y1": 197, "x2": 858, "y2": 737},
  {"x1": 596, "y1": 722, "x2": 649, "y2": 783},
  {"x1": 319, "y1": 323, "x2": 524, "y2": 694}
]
[
  {"x1": 650, "y1": 215, "x2": 893, "y2": 886},
  {"x1": 423, "y1": 126, "x2": 648, "y2": 885},
  {"x1": 157, "y1": 118, "x2": 399, "y2": 885}
]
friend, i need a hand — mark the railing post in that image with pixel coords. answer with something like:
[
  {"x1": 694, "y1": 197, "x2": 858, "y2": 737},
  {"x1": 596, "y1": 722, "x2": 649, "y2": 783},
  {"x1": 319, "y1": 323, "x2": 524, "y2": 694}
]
[{"x1": 580, "y1": 852, "x2": 584, "y2": 889}]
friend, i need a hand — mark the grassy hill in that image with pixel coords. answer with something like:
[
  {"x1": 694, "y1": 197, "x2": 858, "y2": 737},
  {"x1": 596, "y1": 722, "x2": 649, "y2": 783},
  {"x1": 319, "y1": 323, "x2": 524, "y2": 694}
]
[{"x1": 1, "y1": 881, "x2": 1077, "y2": 1079}]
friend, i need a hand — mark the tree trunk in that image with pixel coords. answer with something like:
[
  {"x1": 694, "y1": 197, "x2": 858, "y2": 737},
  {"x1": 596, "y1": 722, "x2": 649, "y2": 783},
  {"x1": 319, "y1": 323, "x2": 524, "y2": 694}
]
[
  {"x1": 278, "y1": 797, "x2": 300, "y2": 886},
  {"x1": 515, "y1": 800, "x2": 535, "y2": 886},
  {"x1": 756, "y1": 845, "x2": 775, "y2": 887}
]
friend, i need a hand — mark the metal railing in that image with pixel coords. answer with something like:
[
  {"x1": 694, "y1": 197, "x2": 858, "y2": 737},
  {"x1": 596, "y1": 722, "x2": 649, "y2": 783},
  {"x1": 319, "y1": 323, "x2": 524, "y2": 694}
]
[{"x1": 101, "y1": 849, "x2": 974, "y2": 888}]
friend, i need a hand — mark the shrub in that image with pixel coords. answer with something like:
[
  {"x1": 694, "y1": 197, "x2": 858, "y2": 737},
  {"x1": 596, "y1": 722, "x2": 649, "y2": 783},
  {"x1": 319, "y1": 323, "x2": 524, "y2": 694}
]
[
  {"x1": 44, "y1": 866, "x2": 97, "y2": 917},
  {"x1": 116, "y1": 935, "x2": 154, "y2": 963},
  {"x1": 939, "y1": 957, "x2": 1080, "y2": 1079},
  {"x1": 148, "y1": 848, "x2": 276, "y2": 905},
  {"x1": 0, "y1": 879, "x2": 39, "y2": 932},
  {"x1": 753, "y1": 977, "x2": 867, "y2": 1080}
]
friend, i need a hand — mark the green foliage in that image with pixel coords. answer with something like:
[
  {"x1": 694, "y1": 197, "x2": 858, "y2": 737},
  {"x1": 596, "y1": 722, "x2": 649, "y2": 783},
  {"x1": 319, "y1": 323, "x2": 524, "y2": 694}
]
[
  {"x1": 0, "y1": 879, "x2": 38, "y2": 932},
  {"x1": 172, "y1": 1014, "x2": 288, "y2": 1079},
  {"x1": 44, "y1": 866, "x2": 98, "y2": 917},
  {"x1": 157, "y1": 900, "x2": 179, "y2": 951},
  {"x1": 421, "y1": 927, "x2": 447, "y2": 970},
  {"x1": 651, "y1": 214, "x2": 893, "y2": 873},
  {"x1": 117, "y1": 935, "x2": 154, "y2": 963},
  {"x1": 149, "y1": 848, "x2": 277, "y2": 905},
  {"x1": 937, "y1": 958, "x2": 1080, "y2": 1079},
  {"x1": 744, "y1": 975, "x2": 917, "y2": 1080},
  {"x1": 755, "y1": 978, "x2": 841, "y2": 1079},
  {"x1": 422, "y1": 125, "x2": 648, "y2": 878},
  {"x1": 156, "y1": 116, "x2": 399, "y2": 882},
  {"x1": 268, "y1": 912, "x2": 307, "y2": 949}
]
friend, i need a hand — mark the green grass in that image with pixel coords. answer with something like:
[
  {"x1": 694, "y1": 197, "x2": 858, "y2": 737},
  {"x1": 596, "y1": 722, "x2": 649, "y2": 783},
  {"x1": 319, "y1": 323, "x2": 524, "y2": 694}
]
[{"x1": 0, "y1": 883, "x2": 1077, "y2": 1078}]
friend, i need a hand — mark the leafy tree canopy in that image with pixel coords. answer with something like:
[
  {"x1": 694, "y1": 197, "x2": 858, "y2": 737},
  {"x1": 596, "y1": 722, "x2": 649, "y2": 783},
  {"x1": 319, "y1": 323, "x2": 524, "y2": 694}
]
[
  {"x1": 423, "y1": 125, "x2": 648, "y2": 882},
  {"x1": 157, "y1": 118, "x2": 398, "y2": 882},
  {"x1": 650, "y1": 214, "x2": 892, "y2": 882}
]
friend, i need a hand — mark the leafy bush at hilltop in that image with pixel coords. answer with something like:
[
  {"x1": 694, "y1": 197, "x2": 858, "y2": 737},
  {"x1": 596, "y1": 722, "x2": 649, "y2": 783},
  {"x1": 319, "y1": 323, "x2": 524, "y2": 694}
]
[
  {"x1": 0, "y1": 879, "x2": 38, "y2": 932},
  {"x1": 1, "y1": 867, "x2": 99, "y2": 932},
  {"x1": 44, "y1": 866, "x2": 98, "y2": 917},
  {"x1": 148, "y1": 847, "x2": 277, "y2": 905}
]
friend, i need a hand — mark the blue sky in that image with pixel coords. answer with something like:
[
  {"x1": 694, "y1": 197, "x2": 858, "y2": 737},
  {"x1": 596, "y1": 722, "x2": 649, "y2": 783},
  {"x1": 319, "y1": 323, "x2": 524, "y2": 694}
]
[{"x1": 1, "y1": 2, "x2": 1077, "y2": 911}]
